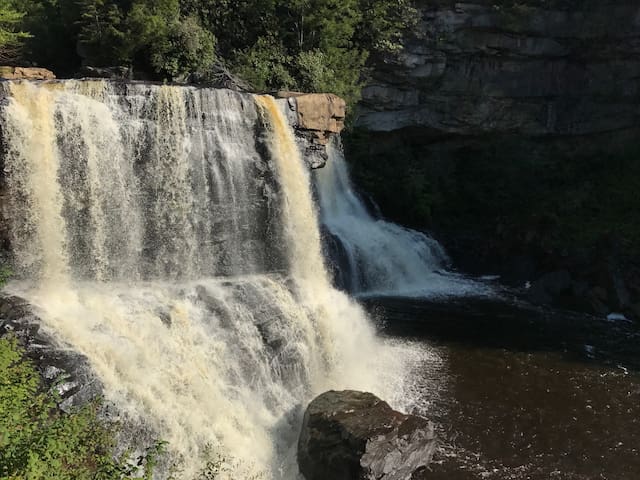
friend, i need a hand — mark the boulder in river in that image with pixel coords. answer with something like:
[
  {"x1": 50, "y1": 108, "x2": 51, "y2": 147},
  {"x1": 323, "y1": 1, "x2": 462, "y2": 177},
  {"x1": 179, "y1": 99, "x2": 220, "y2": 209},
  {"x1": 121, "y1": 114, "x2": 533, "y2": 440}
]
[{"x1": 298, "y1": 390, "x2": 436, "y2": 480}]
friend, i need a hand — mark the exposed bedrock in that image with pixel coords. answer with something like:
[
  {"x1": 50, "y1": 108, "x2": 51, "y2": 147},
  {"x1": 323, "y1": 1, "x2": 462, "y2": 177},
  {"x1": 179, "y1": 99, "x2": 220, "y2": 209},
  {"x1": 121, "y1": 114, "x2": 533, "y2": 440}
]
[
  {"x1": 357, "y1": 1, "x2": 640, "y2": 136},
  {"x1": 0, "y1": 66, "x2": 56, "y2": 81},
  {"x1": 298, "y1": 390, "x2": 437, "y2": 480},
  {"x1": 278, "y1": 92, "x2": 347, "y2": 168},
  {"x1": 0, "y1": 295, "x2": 100, "y2": 412}
]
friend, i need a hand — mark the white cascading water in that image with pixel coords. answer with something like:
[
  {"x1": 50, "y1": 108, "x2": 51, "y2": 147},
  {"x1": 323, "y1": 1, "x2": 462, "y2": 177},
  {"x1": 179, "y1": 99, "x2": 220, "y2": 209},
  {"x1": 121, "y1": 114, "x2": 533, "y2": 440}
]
[
  {"x1": 0, "y1": 80, "x2": 427, "y2": 479},
  {"x1": 315, "y1": 143, "x2": 490, "y2": 298}
]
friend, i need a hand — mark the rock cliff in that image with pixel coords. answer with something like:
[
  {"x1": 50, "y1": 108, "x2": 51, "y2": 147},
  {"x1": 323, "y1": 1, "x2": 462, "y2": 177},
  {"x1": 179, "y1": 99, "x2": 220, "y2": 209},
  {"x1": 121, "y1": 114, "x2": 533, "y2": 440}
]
[
  {"x1": 0, "y1": 66, "x2": 56, "y2": 80},
  {"x1": 357, "y1": 0, "x2": 640, "y2": 137}
]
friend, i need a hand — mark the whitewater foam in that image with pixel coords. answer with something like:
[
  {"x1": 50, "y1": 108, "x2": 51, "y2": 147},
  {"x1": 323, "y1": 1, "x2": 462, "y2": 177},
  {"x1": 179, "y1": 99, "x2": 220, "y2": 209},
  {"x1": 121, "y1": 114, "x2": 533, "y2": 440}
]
[{"x1": 1, "y1": 81, "x2": 429, "y2": 478}]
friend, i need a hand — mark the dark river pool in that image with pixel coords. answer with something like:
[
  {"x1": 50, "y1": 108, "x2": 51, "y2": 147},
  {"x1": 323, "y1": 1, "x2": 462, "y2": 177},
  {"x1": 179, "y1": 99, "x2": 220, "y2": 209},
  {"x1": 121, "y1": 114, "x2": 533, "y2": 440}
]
[{"x1": 364, "y1": 295, "x2": 640, "y2": 480}]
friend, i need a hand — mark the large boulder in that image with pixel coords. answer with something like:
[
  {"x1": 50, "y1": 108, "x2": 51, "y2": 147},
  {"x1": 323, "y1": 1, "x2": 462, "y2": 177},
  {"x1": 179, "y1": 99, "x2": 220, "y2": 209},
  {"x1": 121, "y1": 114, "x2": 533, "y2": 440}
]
[
  {"x1": 291, "y1": 92, "x2": 346, "y2": 143},
  {"x1": 0, "y1": 66, "x2": 56, "y2": 80},
  {"x1": 298, "y1": 390, "x2": 437, "y2": 480}
]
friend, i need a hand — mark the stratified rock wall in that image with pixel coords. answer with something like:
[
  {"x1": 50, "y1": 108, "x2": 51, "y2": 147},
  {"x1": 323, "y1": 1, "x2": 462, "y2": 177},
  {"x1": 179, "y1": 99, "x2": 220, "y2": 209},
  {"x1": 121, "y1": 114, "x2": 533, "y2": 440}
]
[
  {"x1": 348, "y1": 1, "x2": 640, "y2": 320},
  {"x1": 357, "y1": 1, "x2": 640, "y2": 136}
]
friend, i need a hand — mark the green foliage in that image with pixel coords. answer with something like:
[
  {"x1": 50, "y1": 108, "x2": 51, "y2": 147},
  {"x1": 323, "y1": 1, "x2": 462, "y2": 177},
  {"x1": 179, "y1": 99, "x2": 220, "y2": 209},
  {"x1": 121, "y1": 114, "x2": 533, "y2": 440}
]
[
  {"x1": 0, "y1": 0, "x2": 30, "y2": 59},
  {"x1": 76, "y1": 0, "x2": 128, "y2": 67},
  {"x1": 11, "y1": 0, "x2": 416, "y2": 106},
  {"x1": 74, "y1": 0, "x2": 216, "y2": 80},
  {"x1": 13, "y1": 0, "x2": 83, "y2": 75},
  {"x1": 0, "y1": 335, "x2": 161, "y2": 479},
  {"x1": 357, "y1": 0, "x2": 417, "y2": 53},
  {"x1": 231, "y1": 34, "x2": 295, "y2": 92},
  {"x1": 0, "y1": 265, "x2": 11, "y2": 288}
]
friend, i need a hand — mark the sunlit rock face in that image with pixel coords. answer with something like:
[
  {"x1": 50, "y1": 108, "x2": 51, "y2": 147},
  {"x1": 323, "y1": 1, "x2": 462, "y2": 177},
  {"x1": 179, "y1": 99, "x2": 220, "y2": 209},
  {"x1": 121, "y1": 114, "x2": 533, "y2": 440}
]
[
  {"x1": 298, "y1": 390, "x2": 437, "y2": 480},
  {"x1": 0, "y1": 66, "x2": 56, "y2": 80},
  {"x1": 277, "y1": 91, "x2": 346, "y2": 168}
]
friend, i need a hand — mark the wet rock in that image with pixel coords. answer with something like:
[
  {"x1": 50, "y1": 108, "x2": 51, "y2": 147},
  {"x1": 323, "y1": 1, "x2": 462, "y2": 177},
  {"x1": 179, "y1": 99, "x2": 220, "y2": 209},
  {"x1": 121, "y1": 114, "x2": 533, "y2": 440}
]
[
  {"x1": 0, "y1": 295, "x2": 102, "y2": 412},
  {"x1": 528, "y1": 270, "x2": 572, "y2": 304},
  {"x1": 76, "y1": 66, "x2": 131, "y2": 80},
  {"x1": 0, "y1": 66, "x2": 56, "y2": 80},
  {"x1": 298, "y1": 390, "x2": 436, "y2": 480}
]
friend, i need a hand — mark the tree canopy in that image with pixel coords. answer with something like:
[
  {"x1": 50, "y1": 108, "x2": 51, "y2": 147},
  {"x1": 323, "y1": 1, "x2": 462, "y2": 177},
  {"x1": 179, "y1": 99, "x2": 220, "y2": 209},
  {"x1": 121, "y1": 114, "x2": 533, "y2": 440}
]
[
  {"x1": 8, "y1": 0, "x2": 416, "y2": 108},
  {"x1": 0, "y1": 0, "x2": 30, "y2": 60}
]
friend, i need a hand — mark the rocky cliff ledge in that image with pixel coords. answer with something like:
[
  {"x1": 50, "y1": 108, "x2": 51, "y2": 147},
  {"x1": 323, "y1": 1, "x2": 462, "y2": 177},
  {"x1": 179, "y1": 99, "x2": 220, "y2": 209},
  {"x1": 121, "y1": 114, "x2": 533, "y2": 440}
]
[
  {"x1": 0, "y1": 66, "x2": 56, "y2": 80},
  {"x1": 357, "y1": 1, "x2": 640, "y2": 136},
  {"x1": 277, "y1": 92, "x2": 346, "y2": 168}
]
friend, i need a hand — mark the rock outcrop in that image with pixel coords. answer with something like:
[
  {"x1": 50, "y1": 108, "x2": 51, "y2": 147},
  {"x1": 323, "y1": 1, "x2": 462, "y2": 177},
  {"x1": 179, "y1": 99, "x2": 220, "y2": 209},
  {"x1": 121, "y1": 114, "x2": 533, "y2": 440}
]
[
  {"x1": 298, "y1": 390, "x2": 437, "y2": 480},
  {"x1": 75, "y1": 66, "x2": 131, "y2": 80},
  {"x1": 278, "y1": 92, "x2": 346, "y2": 168},
  {"x1": 0, "y1": 66, "x2": 56, "y2": 81},
  {"x1": 0, "y1": 295, "x2": 100, "y2": 412},
  {"x1": 357, "y1": 1, "x2": 640, "y2": 136}
]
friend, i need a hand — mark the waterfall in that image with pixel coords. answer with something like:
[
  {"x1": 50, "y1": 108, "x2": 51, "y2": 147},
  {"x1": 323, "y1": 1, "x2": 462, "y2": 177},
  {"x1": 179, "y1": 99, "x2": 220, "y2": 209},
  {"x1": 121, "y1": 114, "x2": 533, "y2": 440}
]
[
  {"x1": 315, "y1": 144, "x2": 490, "y2": 297},
  {"x1": 0, "y1": 80, "x2": 424, "y2": 479}
]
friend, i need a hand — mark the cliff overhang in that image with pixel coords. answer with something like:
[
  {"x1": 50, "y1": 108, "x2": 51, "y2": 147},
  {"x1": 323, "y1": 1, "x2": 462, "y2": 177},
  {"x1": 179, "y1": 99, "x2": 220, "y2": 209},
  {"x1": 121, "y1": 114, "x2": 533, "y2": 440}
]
[{"x1": 277, "y1": 92, "x2": 346, "y2": 168}]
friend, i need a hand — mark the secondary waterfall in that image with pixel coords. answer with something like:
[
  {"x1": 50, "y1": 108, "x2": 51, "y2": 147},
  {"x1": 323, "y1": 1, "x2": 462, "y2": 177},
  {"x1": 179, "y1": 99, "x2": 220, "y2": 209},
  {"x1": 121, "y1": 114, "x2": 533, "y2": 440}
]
[
  {"x1": 315, "y1": 144, "x2": 489, "y2": 297},
  {"x1": 0, "y1": 81, "x2": 424, "y2": 479}
]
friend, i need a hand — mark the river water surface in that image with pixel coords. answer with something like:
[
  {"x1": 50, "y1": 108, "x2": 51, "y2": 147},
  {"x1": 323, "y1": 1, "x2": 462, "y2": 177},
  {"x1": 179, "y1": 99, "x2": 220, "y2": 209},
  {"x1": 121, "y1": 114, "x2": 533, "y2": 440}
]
[{"x1": 367, "y1": 296, "x2": 640, "y2": 480}]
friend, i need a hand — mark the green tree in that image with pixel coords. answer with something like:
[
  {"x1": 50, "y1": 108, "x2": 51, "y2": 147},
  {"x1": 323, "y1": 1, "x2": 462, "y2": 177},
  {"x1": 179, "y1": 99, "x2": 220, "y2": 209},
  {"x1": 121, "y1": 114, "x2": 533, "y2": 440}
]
[
  {"x1": 76, "y1": 0, "x2": 216, "y2": 80},
  {"x1": 0, "y1": 0, "x2": 30, "y2": 60},
  {"x1": 14, "y1": 0, "x2": 84, "y2": 75},
  {"x1": 76, "y1": 0, "x2": 128, "y2": 66},
  {"x1": 217, "y1": 0, "x2": 415, "y2": 108},
  {"x1": 233, "y1": 34, "x2": 295, "y2": 92},
  {"x1": 10, "y1": 0, "x2": 416, "y2": 102}
]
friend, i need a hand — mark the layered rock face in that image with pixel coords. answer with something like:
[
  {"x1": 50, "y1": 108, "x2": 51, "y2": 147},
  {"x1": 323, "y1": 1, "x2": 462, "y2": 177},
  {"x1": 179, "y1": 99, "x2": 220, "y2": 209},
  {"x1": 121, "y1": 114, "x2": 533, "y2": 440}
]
[
  {"x1": 357, "y1": 1, "x2": 640, "y2": 136},
  {"x1": 298, "y1": 390, "x2": 437, "y2": 480}
]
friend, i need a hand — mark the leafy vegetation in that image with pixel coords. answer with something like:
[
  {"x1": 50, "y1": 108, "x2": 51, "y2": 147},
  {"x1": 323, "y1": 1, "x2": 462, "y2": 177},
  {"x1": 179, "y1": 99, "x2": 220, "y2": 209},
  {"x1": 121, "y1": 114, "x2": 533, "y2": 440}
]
[
  {"x1": 0, "y1": 0, "x2": 30, "y2": 60},
  {"x1": 0, "y1": 334, "x2": 161, "y2": 479},
  {"x1": 7, "y1": 0, "x2": 416, "y2": 108}
]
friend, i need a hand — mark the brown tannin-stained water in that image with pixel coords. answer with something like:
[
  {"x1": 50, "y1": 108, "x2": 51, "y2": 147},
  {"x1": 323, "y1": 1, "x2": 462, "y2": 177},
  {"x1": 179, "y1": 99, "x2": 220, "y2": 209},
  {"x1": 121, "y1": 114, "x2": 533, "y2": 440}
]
[{"x1": 366, "y1": 296, "x2": 640, "y2": 480}]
